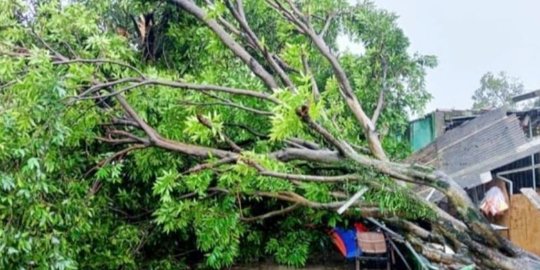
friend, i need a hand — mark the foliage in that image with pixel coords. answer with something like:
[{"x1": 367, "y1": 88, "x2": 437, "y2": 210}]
[
  {"x1": 0, "y1": 0, "x2": 435, "y2": 269},
  {"x1": 472, "y1": 71, "x2": 524, "y2": 109}
]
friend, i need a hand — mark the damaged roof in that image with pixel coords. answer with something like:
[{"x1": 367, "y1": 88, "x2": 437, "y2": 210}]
[{"x1": 408, "y1": 108, "x2": 540, "y2": 189}]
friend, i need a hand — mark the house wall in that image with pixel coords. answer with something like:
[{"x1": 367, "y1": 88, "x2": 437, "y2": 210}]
[
  {"x1": 407, "y1": 110, "x2": 482, "y2": 153},
  {"x1": 409, "y1": 114, "x2": 435, "y2": 152},
  {"x1": 499, "y1": 192, "x2": 540, "y2": 256}
]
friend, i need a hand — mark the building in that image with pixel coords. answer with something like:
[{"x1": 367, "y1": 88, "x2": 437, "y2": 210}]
[{"x1": 407, "y1": 104, "x2": 540, "y2": 255}]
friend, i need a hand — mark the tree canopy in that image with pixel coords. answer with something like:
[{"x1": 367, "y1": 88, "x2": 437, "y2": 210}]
[
  {"x1": 472, "y1": 71, "x2": 524, "y2": 110},
  {"x1": 1, "y1": 0, "x2": 539, "y2": 269}
]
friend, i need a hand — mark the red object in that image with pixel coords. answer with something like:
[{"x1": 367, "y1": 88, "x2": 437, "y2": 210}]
[
  {"x1": 329, "y1": 231, "x2": 347, "y2": 257},
  {"x1": 354, "y1": 222, "x2": 368, "y2": 232}
]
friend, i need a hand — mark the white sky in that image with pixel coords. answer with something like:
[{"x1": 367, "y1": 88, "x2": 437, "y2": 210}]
[{"x1": 345, "y1": 0, "x2": 540, "y2": 113}]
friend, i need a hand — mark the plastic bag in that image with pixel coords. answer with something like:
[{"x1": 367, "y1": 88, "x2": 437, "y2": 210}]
[{"x1": 480, "y1": 186, "x2": 509, "y2": 216}]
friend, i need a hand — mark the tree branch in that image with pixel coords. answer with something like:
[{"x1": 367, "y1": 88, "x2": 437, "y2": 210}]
[
  {"x1": 77, "y1": 77, "x2": 141, "y2": 98},
  {"x1": 272, "y1": 147, "x2": 341, "y2": 163},
  {"x1": 224, "y1": 123, "x2": 268, "y2": 138},
  {"x1": 52, "y1": 58, "x2": 146, "y2": 78},
  {"x1": 170, "y1": 0, "x2": 280, "y2": 90},
  {"x1": 0, "y1": 48, "x2": 146, "y2": 78},
  {"x1": 241, "y1": 203, "x2": 300, "y2": 222},
  {"x1": 3, "y1": 49, "x2": 279, "y2": 105},
  {"x1": 195, "y1": 91, "x2": 273, "y2": 116},
  {"x1": 223, "y1": 0, "x2": 296, "y2": 91},
  {"x1": 287, "y1": 138, "x2": 321, "y2": 150},
  {"x1": 114, "y1": 94, "x2": 236, "y2": 158},
  {"x1": 76, "y1": 77, "x2": 279, "y2": 104},
  {"x1": 197, "y1": 114, "x2": 243, "y2": 152},
  {"x1": 251, "y1": 192, "x2": 382, "y2": 218},
  {"x1": 96, "y1": 136, "x2": 140, "y2": 145},
  {"x1": 318, "y1": 12, "x2": 336, "y2": 38},
  {"x1": 296, "y1": 105, "x2": 348, "y2": 155},
  {"x1": 260, "y1": 170, "x2": 358, "y2": 183},
  {"x1": 179, "y1": 100, "x2": 273, "y2": 116},
  {"x1": 371, "y1": 56, "x2": 388, "y2": 125},
  {"x1": 30, "y1": 29, "x2": 69, "y2": 61},
  {"x1": 266, "y1": 0, "x2": 387, "y2": 161},
  {"x1": 147, "y1": 78, "x2": 280, "y2": 103},
  {"x1": 301, "y1": 53, "x2": 320, "y2": 100},
  {"x1": 86, "y1": 144, "x2": 147, "y2": 195},
  {"x1": 183, "y1": 157, "x2": 238, "y2": 174}
]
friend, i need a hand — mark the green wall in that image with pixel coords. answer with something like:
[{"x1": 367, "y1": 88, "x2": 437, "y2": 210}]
[{"x1": 409, "y1": 114, "x2": 435, "y2": 152}]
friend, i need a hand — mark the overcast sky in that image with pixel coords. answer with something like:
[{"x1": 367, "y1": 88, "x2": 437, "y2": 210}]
[{"x1": 353, "y1": 0, "x2": 540, "y2": 113}]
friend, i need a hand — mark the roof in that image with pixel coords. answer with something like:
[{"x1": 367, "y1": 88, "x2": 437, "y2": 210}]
[{"x1": 409, "y1": 108, "x2": 540, "y2": 189}]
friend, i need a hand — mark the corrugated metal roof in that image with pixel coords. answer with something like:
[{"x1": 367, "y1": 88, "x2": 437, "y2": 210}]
[
  {"x1": 409, "y1": 108, "x2": 540, "y2": 191},
  {"x1": 452, "y1": 138, "x2": 540, "y2": 188}
]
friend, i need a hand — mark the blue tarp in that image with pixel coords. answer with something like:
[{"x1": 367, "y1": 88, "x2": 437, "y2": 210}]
[{"x1": 330, "y1": 227, "x2": 361, "y2": 259}]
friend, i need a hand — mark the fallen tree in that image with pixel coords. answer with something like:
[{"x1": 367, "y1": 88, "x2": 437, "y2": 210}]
[{"x1": 1, "y1": 0, "x2": 539, "y2": 269}]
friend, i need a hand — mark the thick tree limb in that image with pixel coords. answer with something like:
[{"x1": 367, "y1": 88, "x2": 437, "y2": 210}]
[
  {"x1": 408, "y1": 236, "x2": 471, "y2": 267},
  {"x1": 266, "y1": 144, "x2": 506, "y2": 250},
  {"x1": 272, "y1": 148, "x2": 341, "y2": 163},
  {"x1": 115, "y1": 94, "x2": 235, "y2": 158}
]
